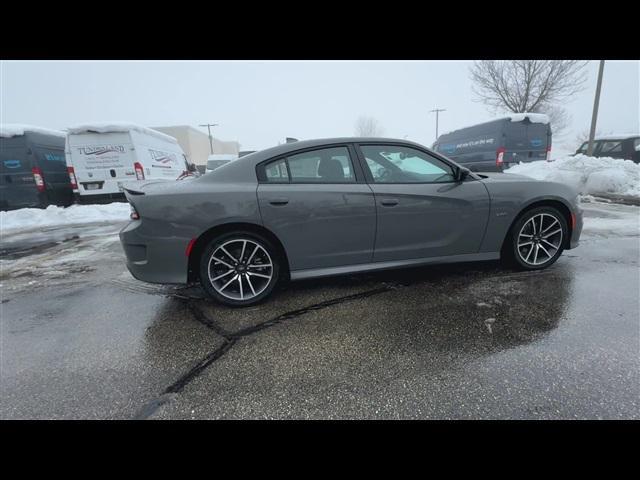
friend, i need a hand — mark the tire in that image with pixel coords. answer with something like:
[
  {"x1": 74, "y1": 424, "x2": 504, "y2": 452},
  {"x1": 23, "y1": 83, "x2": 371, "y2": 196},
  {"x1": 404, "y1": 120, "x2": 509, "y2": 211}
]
[
  {"x1": 506, "y1": 206, "x2": 568, "y2": 271},
  {"x1": 199, "y1": 231, "x2": 280, "y2": 307}
]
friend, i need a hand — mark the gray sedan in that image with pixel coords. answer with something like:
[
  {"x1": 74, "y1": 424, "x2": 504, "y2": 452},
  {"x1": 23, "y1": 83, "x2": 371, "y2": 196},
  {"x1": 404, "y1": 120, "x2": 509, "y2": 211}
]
[{"x1": 120, "y1": 138, "x2": 583, "y2": 307}]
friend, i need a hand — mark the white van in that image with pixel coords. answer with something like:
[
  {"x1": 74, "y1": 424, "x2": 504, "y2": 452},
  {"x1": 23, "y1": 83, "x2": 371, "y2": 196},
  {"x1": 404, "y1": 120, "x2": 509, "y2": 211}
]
[{"x1": 65, "y1": 122, "x2": 190, "y2": 202}]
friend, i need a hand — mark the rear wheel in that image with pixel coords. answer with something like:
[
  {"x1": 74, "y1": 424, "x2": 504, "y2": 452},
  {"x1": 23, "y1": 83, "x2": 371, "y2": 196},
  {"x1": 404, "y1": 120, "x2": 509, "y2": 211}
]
[
  {"x1": 199, "y1": 232, "x2": 280, "y2": 307},
  {"x1": 507, "y1": 207, "x2": 567, "y2": 270}
]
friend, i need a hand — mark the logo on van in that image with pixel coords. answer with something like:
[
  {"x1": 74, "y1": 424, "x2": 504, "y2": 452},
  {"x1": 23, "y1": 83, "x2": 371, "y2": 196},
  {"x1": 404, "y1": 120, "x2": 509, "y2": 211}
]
[
  {"x1": 78, "y1": 145, "x2": 126, "y2": 156},
  {"x1": 3, "y1": 159, "x2": 22, "y2": 169},
  {"x1": 530, "y1": 139, "x2": 543, "y2": 147},
  {"x1": 44, "y1": 153, "x2": 65, "y2": 162},
  {"x1": 148, "y1": 149, "x2": 177, "y2": 167}
]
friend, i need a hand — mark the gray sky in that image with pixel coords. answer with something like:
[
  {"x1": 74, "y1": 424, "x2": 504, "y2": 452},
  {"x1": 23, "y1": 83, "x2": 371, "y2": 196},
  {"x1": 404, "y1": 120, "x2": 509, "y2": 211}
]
[{"x1": 1, "y1": 60, "x2": 638, "y2": 155}]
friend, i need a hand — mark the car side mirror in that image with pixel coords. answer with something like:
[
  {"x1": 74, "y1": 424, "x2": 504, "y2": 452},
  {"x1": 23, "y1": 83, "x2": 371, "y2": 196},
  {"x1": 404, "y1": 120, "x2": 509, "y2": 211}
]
[{"x1": 456, "y1": 167, "x2": 471, "y2": 182}]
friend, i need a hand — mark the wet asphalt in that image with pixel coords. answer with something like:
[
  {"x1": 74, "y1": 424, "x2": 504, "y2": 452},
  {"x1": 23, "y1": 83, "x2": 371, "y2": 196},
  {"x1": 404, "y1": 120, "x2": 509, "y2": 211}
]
[{"x1": 1, "y1": 206, "x2": 639, "y2": 419}]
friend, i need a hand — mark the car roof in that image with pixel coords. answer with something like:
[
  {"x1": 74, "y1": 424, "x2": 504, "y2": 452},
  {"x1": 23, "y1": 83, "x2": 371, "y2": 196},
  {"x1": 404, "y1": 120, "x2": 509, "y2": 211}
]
[{"x1": 204, "y1": 137, "x2": 429, "y2": 183}]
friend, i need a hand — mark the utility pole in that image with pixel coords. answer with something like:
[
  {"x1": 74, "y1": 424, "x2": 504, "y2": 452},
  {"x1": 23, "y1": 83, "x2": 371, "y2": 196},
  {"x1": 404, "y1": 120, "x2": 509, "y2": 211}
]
[
  {"x1": 199, "y1": 123, "x2": 219, "y2": 155},
  {"x1": 587, "y1": 61, "x2": 605, "y2": 156},
  {"x1": 429, "y1": 108, "x2": 446, "y2": 140}
]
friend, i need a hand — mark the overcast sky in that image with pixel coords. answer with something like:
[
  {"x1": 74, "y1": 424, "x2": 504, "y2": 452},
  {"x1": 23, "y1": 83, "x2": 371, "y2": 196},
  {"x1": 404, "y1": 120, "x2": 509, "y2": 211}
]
[{"x1": 1, "y1": 60, "x2": 638, "y2": 154}]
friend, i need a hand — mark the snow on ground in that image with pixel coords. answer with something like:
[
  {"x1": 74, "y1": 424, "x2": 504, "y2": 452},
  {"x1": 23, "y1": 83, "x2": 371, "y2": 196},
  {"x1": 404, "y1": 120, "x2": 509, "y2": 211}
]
[
  {"x1": 1, "y1": 203, "x2": 131, "y2": 236},
  {"x1": 506, "y1": 154, "x2": 640, "y2": 198},
  {"x1": 579, "y1": 199, "x2": 640, "y2": 238}
]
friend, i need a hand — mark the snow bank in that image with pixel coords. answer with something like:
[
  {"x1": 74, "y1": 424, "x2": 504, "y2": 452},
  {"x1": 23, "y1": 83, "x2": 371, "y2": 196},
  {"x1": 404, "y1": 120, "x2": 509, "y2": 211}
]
[
  {"x1": 506, "y1": 154, "x2": 640, "y2": 198},
  {"x1": 67, "y1": 122, "x2": 178, "y2": 144},
  {"x1": 0, "y1": 124, "x2": 66, "y2": 138},
  {"x1": 1, "y1": 203, "x2": 131, "y2": 235}
]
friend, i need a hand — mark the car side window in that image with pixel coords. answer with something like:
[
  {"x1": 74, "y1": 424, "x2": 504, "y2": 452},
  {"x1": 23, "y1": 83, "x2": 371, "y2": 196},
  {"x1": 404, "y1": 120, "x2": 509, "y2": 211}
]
[
  {"x1": 360, "y1": 145, "x2": 456, "y2": 184},
  {"x1": 286, "y1": 147, "x2": 355, "y2": 183},
  {"x1": 264, "y1": 158, "x2": 289, "y2": 183},
  {"x1": 600, "y1": 141, "x2": 623, "y2": 154}
]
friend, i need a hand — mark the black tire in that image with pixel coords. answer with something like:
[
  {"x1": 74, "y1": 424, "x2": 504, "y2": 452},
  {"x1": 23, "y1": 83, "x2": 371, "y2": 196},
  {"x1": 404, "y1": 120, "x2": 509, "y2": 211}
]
[
  {"x1": 505, "y1": 206, "x2": 568, "y2": 271},
  {"x1": 199, "y1": 231, "x2": 281, "y2": 307}
]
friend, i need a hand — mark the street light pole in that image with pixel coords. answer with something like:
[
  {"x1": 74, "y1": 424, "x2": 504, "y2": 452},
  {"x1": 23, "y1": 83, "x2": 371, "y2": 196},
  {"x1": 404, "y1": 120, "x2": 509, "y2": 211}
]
[
  {"x1": 429, "y1": 108, "x2": 446, "y2": 140},
  {"x1": 199, "y1": 123, "x2": 219, "y2": 155},
  {"x1": 587, "y1": 61, "x2": 605, "y2": 156}
]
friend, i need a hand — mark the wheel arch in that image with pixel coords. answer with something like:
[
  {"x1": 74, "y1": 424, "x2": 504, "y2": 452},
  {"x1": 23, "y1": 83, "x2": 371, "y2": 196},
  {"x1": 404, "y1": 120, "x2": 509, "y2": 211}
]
[
  {"x1": 187, "y1": 222, "x2": 290, "y2": 283},
  {"x1": 501, "y1": 198, "x2": 573, "y2": 254}
]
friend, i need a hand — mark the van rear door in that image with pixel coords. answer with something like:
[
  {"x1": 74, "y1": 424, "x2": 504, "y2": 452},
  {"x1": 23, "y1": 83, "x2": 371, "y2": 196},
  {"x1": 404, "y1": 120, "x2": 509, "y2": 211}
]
[
  {"x1": 0, "y1": 137, "x2": 39, "y2": 209},
  {"x1": 503, "y1": 120, "x2": 549, "y2": 165},
  {"x1": 67, "y1": 132, "x2": 136, "y2": 195}
]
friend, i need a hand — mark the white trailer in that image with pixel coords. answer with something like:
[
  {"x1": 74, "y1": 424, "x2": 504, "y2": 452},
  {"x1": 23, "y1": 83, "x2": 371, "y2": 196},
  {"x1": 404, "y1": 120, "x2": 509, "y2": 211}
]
[{"x1": 65, "y1": 123, "x2": 190, "y2": 202}]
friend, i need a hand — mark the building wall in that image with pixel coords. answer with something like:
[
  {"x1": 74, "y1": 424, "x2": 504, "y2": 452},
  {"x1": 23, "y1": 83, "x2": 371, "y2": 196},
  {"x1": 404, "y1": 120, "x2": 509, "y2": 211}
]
[{"x1": 152, "y1": 125, "x2": 240, "y2": 166}]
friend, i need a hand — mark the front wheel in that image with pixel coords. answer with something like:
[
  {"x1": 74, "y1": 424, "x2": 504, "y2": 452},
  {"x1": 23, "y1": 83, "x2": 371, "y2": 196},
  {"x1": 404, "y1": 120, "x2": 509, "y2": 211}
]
[
  {"x1": 507, "y1": 207, "x2": 568, "y2": 270},
  {"x1": 199, "y1": 232, "x2": 280, "y2": 307}
]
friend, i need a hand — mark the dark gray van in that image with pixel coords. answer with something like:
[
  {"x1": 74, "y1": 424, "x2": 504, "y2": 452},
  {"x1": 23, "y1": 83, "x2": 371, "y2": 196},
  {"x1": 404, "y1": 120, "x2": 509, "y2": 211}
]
[
  {"x1": 432, "y1": 113, "x2": 552, "y2": 172},
  {"x1": 0, "y1": 128, "x2": 73, "y2": 210}
]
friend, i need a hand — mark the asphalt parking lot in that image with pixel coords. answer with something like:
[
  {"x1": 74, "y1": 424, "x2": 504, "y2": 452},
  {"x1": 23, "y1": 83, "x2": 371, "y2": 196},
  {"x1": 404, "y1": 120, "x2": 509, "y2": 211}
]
[{"x1": 1, "y1": 200, "x2": 639, "y2": 419}]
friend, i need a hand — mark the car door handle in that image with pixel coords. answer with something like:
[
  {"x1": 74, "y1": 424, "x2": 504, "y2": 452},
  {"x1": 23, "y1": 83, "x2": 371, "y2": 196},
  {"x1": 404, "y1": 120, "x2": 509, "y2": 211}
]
[
  {"x1": 268, "y1": 197, "x2": 289, "y2": 206},
  {"x1": 380, "y1": 199, "x2": 399, "y2": 206}
]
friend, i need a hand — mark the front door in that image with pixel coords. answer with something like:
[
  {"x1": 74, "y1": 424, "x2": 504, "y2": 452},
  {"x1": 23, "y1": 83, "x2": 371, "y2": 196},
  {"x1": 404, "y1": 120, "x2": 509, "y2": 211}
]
[{"x1": 357, "y1": 143, "x2": 491, "y2": 262}]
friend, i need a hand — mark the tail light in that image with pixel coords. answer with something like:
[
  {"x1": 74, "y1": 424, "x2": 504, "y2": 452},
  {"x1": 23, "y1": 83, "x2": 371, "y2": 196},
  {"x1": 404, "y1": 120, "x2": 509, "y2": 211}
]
[
  {"x1": 496, "y1": 147, "x2": 505, "y2": 168},
  {"x1": 67, "y1": 166, "x2": 78, "y2": 190},
  {"x1": 546, "y1": 146, "x2": 552, "y2": 161},
  {"x1": 134, "y1": 162, "x2": 145, "y2": 180},
  {"x1": 130, "y1": 204, "x2": 140, "y2": 220},
  {"x1": 32, "y1": 167, "x2": 45, "y2": 192}
]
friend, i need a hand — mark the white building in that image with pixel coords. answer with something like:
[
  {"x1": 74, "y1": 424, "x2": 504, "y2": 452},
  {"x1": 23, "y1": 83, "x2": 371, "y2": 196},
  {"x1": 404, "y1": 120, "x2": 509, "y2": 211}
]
[{"x1": 152, "y1": 125, "x2": 240, "y2": 166}]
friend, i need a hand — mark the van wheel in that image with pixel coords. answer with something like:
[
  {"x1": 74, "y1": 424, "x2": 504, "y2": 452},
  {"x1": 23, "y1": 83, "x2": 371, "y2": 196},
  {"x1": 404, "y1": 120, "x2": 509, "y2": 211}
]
[
  {"x1": 199, "y1": 232, "x2": 280, "y2": 307},
  {"x1": 506, "y1": 207, "x2": 567, "y2": 270}
]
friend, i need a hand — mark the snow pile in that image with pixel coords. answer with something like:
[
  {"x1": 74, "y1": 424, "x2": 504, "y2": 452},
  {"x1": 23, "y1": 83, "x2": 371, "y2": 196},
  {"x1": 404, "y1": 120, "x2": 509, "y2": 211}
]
[
  {"x1": 67, "y1": 122, "x2": 178, "y2": 144},
  {"x1": 0, "y1": 124, "x2": 66, "y2": 138},
  {"x1": 1, "y1": 203, "x2": 131, "y2": 235},
  {"x1": 506, "y1": 154, "x2": 640, "y2": 198}
]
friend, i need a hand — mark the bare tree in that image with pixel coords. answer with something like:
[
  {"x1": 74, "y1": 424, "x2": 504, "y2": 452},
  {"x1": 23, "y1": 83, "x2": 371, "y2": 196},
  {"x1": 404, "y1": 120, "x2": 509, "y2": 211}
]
[
  {"x1": 543, "y1": 105, "x2": 571, "y2": 138},
  {"x1": 469, "y1": 60, "x2": 588, "y2": 137},
  {"x1": 355, "y1": 116, "x2": 385, "y2": 137}
]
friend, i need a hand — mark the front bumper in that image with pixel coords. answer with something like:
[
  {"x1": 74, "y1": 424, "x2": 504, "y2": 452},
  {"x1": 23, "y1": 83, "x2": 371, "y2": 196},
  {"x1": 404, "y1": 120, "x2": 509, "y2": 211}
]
[{"x1": 119, "y1": 219, "x2": 191, "y2": 285}]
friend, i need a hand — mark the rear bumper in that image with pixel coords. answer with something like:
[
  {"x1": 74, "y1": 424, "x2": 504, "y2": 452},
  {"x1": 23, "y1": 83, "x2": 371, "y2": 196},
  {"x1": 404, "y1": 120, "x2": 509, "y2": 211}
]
[
  {"x1": 119, "y1": 219, "x2": 191, "y2": 285},
  {"x1": 568, "y1": 207, "x2": 583, "y2": 249},
  {"x1": 74, "y1": 192, "x2": 126, "y2": 204}
]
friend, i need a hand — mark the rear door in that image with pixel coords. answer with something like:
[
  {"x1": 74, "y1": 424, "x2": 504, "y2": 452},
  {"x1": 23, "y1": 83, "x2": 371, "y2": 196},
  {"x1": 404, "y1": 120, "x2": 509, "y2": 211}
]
[
  {"x1": 257, "y1": 145, "x2": 377, "y2": 271},
  {"x1": 67, "y1": 132, "x2": 136, "y2": 195},
  {"x1": 356, "y1": 143, "x2": 491, "y2": 262},
  {"x1": 0, "y1": 137, "x2": 38, "y2": 209}
]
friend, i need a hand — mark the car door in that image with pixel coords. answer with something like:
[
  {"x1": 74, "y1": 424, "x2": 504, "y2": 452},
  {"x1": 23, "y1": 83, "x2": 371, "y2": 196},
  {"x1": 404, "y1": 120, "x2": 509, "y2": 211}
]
[
  {"x1": 256, "y1": 145, "x2": 376, "y2": 271},
  {"x1": 356, "y1": 143, "x2": 491, "y2": 262}
]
